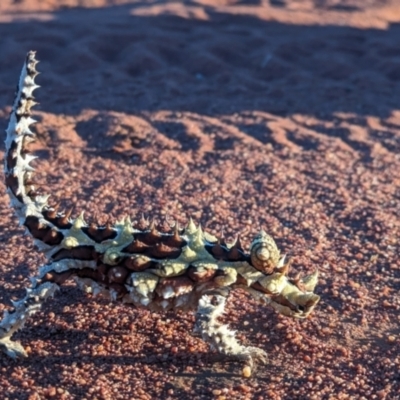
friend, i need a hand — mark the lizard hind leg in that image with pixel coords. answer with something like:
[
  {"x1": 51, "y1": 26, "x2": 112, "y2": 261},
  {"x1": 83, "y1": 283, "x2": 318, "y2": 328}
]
[
  {"x1": 194, "y1": 293, "x2": 268, "y2": 371},
  {"x1": 0, "y1": 263, "x2": 72, "y2": 359}
]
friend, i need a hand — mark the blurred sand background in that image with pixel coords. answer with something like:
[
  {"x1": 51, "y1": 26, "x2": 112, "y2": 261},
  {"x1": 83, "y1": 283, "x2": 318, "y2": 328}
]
[{"x1": 0, "y1": 1, "x2": 400, "y2": 399}]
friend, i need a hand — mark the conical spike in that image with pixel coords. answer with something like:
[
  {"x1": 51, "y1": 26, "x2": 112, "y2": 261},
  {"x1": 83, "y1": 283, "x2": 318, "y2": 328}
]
[
  {"x1": 141, "y1": 213, "x2": 148, "y2": 226},
  {"x1": 218, "y1": 231, "x2": 227, "y2": 247},
  {"x1": 65, "y1": 208, "x2": 73, "y2": 220},
  {"x1": 149, "y1": 218, "x2": 156, "y2": 231},
  {"x1": 116, "y1": 217, "x2": 124, "y2": 226},
  {"x1": 124, "y1": 216, "x2": 133, "y2": 232},
  {"x1": 35, "y1": 194, "x2": 50, "y2": 208},
  {"x1": 134, "y1": 214, "x2": 147, "y2": 230},
  {"x1": 24, "y1": 153, "x2": 37, "y2": 166},
  {"x1": 46, "y1": 206, "x2": 58, "y2": 219},
  {"x1": 259, "y1": 229, "x2": 267, "y2": 237},
  {"x1": 73, "y1": 212, "x2": 86, "y2": 229},
  {"x1": 147, "y1": 219, "x2": 160, "y2": 240},
  {"x1": 15, "y1": 187, "x2": 22, "y2": 196},
  {"x1": 173, "y1": 222, "x2": 180, "y2": 234},
  {"x1": 161, "y1": 216, "x2": 172, "y2": 232},
  {"x1": 276, "y1": 255, "x2": 291, "y2": 276},
  {"x1": 57, "y1": 208, "x2": 73, "y2": 227},
  {"x1": 233, "y1": 234, "x2": 243, "y2": 251},
  {"x1": 185, "y1": 217, "x2": 197, "y2": 235},
  {"x1": 88, "y1": 222, "x2": 98, "y2": 236},
  {"x1": 104, "y1": 221, "x2": 114, "y2": 236},
  {"x1": 277, "y1": 254, "x2": 287, "y2": 268},
  {"x1": 292, "y1": 272, "x2": 301, "y2": 285},
  {"x1": 92, "y1": 212, "x2": 99, "y2": 225},
  {"x1": 121, "y1": 216, "x2": 134, "y2": 238},
  {"x1": 169, "y1": 223, "x2": 183, "y2": 246},
  {"x1": 182, "y1": 245, "x2": 197, "y2": 261},
  {"x1": 300, "y1": 269, "x2": 319, "y2": 292},
  {"x1": 226, "y1": 238, "x2": 237, "y2": 249},
  {"x1": 191, "y1": 224, "x2": 204, "y2": 249}
]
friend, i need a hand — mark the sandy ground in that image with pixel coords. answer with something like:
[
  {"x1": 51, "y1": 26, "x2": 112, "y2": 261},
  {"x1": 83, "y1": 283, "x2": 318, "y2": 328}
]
[{"x1": 0, "y1": 0, "x2": 400, "y2": 399}]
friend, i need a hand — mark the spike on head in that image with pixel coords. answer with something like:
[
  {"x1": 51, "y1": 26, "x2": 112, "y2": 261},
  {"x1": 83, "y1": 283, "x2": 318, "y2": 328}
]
[
  {"x1": 276, "y1": 254, "x2": 291, "y2": 276},
  {"x1": 299, "y1": 269, "x2": 319, "y2": 292}
]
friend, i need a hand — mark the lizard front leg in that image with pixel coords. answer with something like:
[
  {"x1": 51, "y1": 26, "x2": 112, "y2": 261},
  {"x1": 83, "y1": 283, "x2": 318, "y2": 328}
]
[
  {"x1": 194, "y1": 292, "x2": 268, "y2": 371},
  {"x1": 0, "y1": 262, "x2": 73, "y2": 359}
]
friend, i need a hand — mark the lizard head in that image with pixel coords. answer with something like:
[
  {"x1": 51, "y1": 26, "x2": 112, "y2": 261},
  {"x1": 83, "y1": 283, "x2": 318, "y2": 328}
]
[{"x1": 242, "y1": 231, "x2": 320, "y2": 319}]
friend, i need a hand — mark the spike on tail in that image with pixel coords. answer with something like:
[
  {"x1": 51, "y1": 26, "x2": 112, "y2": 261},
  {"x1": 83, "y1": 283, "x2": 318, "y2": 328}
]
[
  {"x1": 5, "y1": 51, "x2": 41, "y2": 208},
  {"x1": 4, "y1": 51, "x2": 62, "y2": 252}
]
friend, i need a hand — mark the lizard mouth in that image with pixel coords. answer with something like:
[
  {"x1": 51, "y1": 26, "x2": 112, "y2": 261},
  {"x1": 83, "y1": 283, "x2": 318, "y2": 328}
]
[
  {"x1": 268, "y1": 293, "x2": 321, "y2": 318},
  {"x1": 249, "y1": 280, "x2": 320, "y2": 318}
]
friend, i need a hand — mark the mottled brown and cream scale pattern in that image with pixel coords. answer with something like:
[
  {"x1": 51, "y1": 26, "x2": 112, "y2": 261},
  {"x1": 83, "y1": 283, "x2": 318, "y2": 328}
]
[{"x1": 0, "y1": 51, "x2": 320, "y2": 374}]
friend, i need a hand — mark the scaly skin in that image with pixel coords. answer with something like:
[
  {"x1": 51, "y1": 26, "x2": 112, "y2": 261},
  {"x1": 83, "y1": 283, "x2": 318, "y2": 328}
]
[{"x1": 0, "y1": 52, "x2": 320, "y2": 373}]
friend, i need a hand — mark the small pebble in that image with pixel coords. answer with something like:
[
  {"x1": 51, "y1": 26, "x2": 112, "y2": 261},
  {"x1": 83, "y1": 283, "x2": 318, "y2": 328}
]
[
  {"x1": 387, "y1": 335, "x2": 396, "y2": 343},
  {"x1": 242, "y1": 366, "x2": 252, "y2": 378}
]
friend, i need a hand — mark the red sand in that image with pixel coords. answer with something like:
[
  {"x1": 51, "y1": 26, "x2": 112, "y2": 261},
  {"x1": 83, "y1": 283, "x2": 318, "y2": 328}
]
[{"x1": 0, "y1": 1, "x2": 400, "y2": 399}]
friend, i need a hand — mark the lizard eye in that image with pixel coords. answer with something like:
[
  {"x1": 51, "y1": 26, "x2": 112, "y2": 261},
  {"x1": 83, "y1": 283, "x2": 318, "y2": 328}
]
[{"x1": 250, "y1": 231, "x2": 280, "y2": 275}]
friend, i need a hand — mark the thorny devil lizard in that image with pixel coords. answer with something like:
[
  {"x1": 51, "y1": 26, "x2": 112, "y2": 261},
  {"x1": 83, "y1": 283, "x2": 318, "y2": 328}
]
[{"x1": 0, "y1": 51, "x2": 320, "y2": 374}]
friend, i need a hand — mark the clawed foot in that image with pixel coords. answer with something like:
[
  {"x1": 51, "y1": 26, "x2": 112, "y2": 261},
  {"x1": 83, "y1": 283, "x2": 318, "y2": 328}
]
[
  {"x1": 241, "y1": 346, "x2": 268, "y2": 369},
  {"x1": 208, "y1": 346, "x2": 267, "y2": 366},
  {"x1": 208, "y1": 346, "x2": 268, "y2": 376},
  {"x1": 0, "y1": 337, "x2": 27, "y2": 359}
]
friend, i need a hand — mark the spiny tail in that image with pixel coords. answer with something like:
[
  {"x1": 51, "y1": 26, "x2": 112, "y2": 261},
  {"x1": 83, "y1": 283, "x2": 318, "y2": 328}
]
[{"x1": 4, "y1": 51, "x2": 67, "y2": 254}]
